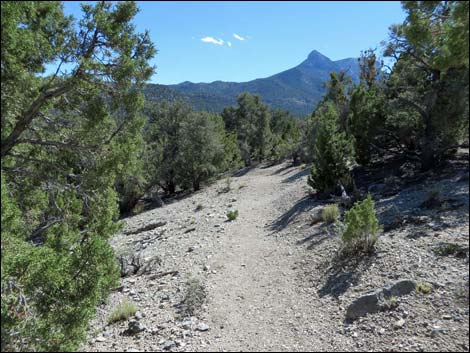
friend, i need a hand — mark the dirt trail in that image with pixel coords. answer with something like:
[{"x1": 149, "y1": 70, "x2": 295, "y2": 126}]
[
  {"x1": 199, "y1": 165, "x2": 328, "y2": 351},
  {"x1": 82, "y1": 159, "x2": 469, "y2": 352}
]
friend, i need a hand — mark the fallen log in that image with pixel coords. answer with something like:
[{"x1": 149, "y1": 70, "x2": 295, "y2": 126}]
[
  {"x1": 147, "y1": 270, "x2": 179, "y2": 280},
  {"x1": 124, "y1": 221, "x2": 167, "y2": 235}
]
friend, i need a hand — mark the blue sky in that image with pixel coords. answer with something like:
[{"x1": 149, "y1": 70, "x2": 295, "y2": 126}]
[{"x1": 62, "y1": 1, "x2": 407, "y2": 85}]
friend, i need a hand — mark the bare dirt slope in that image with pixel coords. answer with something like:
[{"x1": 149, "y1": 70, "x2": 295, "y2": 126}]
[{"x1": 82, "y1": 158, "x2": 469, "y2": 352}]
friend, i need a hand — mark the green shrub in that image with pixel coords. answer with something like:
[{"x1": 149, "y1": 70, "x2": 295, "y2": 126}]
[
  {"x1": 342, "y1": 194, "x2": 380, "y2": 254},
  {"x1": 307, "y1": 102, "x2": 355, "y2": 194},
  {"x1": 180, "y1": 276, "x2": 206, "y2": 317},
  {"x1": 1, "y1": 177, "x2": 120, "y2": 352},
  {"x1": 416, "y1": 282, "x2": 433, "y2": 294},
  {"x1": 385, "y1": 296, "x2": 399, "y2": 309},
  {"x1": 432, "y1": 242, "x2": 468, "y2": 258},
  {"x1": 421, "y1": 188, "x2": 443, "y2": 209},
  {"x1": 132, "y1": 201, "x2": 146, "y2": 215},
  {"x1": 218, "y1": 177, "x2": 232, "y2": 194},
  {"x1": 107, "y1": 299, "x2": 138, "y2": 324},
  {"x1": 226, "y1": 209, "x2": 239, "y2": 221},
  {"x1": 322, "y1": 204, "x2": 340, "y2": 224}
]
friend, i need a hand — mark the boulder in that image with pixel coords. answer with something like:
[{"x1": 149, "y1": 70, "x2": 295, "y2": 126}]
[
  {"x1": 346, "y1": 279, "x2": 416, "y2": 320},
  {"x1": 346, "y1": 290, "x2": 384, "y2": 319}
]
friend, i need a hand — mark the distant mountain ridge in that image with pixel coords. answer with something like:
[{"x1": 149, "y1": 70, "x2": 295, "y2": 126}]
[{"x1": 144, "y1": 50, "x2": 360, "y2": 116}]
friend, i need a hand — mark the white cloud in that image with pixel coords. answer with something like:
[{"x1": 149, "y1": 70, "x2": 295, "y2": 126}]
[
  {"x1": 233, "y1": 33, "x2": 245, "y2": 41},
  {"x1": 227, "y1": 41, "x2": 232, "y2": 47},
  {"x1": 201, "y1": 36, "x2": 224, "y2": 45}
]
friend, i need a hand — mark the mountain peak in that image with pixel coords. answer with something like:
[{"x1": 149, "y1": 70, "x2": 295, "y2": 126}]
[
  {"x1": 299, "y1": 50, "x2": 333, "y2": 68},
  {"x1": 307, "y1": 50, "x2": 328, "y2": 60}
]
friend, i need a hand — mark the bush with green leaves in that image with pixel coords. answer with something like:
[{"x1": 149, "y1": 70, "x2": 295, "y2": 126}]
[
  {"x1": 226, "y1": 209, "x2": 239, "y2": 221},
  {"x1": 342, "y1": 194, "x2": 380, "y2": 254},
  {"x1": 145, "y1": 101, "x2": 240, "y2": 194},
  {"x1": 307, "y1": 102, "x2": 355, "y2": 194},
  {"x1": 1, "y1": 1, "x2": 154, "y2": 351},
  {"x1": 180, "y1": 276, "x2": 206, "y2": 317},
  {"x1": 107, "y1": 299, "x2": 138, "y2": 324},
  {"x1": 322, "y1": 204, "x2": 340, "y2": 224},
  {"x1": 222, "y1": 93, "x2": 272, "y2": 165}
]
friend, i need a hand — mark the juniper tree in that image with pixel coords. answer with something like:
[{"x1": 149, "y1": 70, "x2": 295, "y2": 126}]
[{"x1": 1, "y1": 1, "x2": 155, "y2": 350}]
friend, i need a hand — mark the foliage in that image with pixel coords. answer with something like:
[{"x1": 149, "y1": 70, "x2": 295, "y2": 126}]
[
  {"x1": 145, "y1": 101, "x2": 239, "y2": 194},
  {"x1": 180, "y1": 276, "x2": 206, "y2": 317},
  {"x1": 342, "y1": 194, "x2": 380, "y2": 254},
  {"x1": 218, "y1": 177, "x2": 232, "y2": 194},
  {"x1": 1, "y1": 1, "x2": 154, "y2": 351},
  {"x1": 226, "y1": 209, "x2": 239, "y2": 221},
  {"x1": 348, "y1": 51, "x2": 388, "y2": 165},
  {"x1": 178, "y1": 112, "x2": 227, "y2": 191},
  {"x1": 222, "y1": 93, "x2": 273, "y2": 165},
  {"x1": 307, "y1": 102, "x2": 355, "y2": 194},
  {"x1": 107, "y1": 299, "x2": 138, "y2": 324},
  {"x1": 384, "y1": 1, "x2": 469, "y2": 170},
  {"x1": 421, "y1": 188, "x2": 443, "y2": 209},
  {"x1": 322, "y1": 204, "x2": 340, "y2": 224},
  {"x1": 432, "y1": 242, "x2": 468, "y2": 258},
  {"x1": 416, "y1": 282, "x2": 433, "y2": 294},
  {"x1": 269, "y1": 109, "x2": 301, "y2": 163}
]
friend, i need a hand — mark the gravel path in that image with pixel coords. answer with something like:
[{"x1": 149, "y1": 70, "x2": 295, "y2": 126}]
[
  {"x1": 196, "y1": 165, "x2": 331, "y2": 351},
  {"x1": 81, "y1": 160, "x2": 469, "y2": 352}
]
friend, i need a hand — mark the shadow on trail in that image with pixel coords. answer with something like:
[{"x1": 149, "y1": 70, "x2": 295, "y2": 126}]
[
  {"x1": 271, "y1": 164, "x2": 294, "y2": 176},
  {"x1": 232, "y1": 166, "x2": 256, "y2": 177},
  {"x1": 282, "y1": 168, "x2": 310, "y2": 183},
  {"x1": 317, "y1": 253, "x2": 376, "y2": 298},
  {"x1": 269, "y1": 195, "x2": 318, "y2": 232},
  {"x1": 296, "y1": 224, "x2": 333, "y2": 250}
]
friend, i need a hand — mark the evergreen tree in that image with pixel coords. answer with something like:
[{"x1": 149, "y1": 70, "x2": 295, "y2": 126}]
[
  {"x1": 307, "y1": 102, "x2": 355, "y2": 194},
  {"x1": 348, "y1": 50, "x2": 388, "y2": 165},
  {"x1": 385, "y1": 1, "x2": 469, "y2": 170},
  {"x1": 1, "y1": 2, "x2": 155, "y2": 350}
]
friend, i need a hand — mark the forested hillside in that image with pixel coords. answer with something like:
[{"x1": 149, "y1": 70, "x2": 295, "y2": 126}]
[{"x1": 1, "y1": 1, "x2": 468, "y2": 352}]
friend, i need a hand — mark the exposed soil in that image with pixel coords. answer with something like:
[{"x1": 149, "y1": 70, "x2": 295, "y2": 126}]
[{"x1": 81, "y1": 153, "x2": 469, "y2": 352}]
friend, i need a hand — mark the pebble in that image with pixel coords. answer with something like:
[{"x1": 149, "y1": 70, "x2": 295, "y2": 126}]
[
  {"x1": 162, "y1": 340, "x2": 176, "y2": 350},
  {"x1": 181, "y1": 320, "x2": 193, "y2": 330},
  {"x1": 431, "y1": 326, "x2": 444, "y2": 337},
  {"x1": 394, "y1": 319, "x2": 406, "y2": 329},
  {"x1": 196, "y1": 323, "x2": 210, "y2": 332},
  {"x1": 127, "y1": 320, "x2": 146, "y2": 334}
]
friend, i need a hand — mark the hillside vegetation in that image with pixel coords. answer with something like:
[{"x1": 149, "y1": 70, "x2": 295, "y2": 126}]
[{"x1": 1, "y1": 1, "x2": 468, "y2": 352}]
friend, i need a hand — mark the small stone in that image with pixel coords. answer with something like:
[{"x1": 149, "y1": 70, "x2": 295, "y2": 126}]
[
  {"x1": 135, "y1": 311, "x2": 143, "y2": 320},
  {"x1": 162, "y1": 340, "x2": 176, "y2": 350},
  {"x1": 196, "y1": 323, "x2": 210, "y2": 332},
  {"x1": 181, "y1": 320, "x2": 193, "y2": 330},
  {"x1": 394, "y1": 319, "x2": 406, "y2": 329},
  {"x1": 431, "y1": 326, "x2": 444, "y2": 337},
  {"x1": 95, "y1": 336, "x2": 106, "y2": 342},
  {"x1": 126, "y1": 348, "x2": 140, "y2": 352},
  {"x1": 442, "y1": 314, "x2": 452, "y2": 320},
  {"x1": 127, "y1": 320, "x2": 146, "y2": 334}
]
